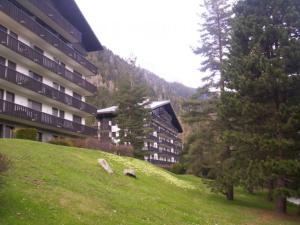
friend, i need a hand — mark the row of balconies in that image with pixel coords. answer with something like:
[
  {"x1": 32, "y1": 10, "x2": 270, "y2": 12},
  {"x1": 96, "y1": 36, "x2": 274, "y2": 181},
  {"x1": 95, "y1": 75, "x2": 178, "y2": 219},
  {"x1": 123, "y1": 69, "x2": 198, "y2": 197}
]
[
  {"x1": 0, "y1": 30, "x2": 97, "y2": 93},
  {"x1": 0, "y1": 64, "x2": 96, "y2": 115},
  {"x1": 0, "y1": 99, "x2": 96, "y2": 136},
  {"x1": 0, "y1": 0, "x2": 97, "y2": 74}
]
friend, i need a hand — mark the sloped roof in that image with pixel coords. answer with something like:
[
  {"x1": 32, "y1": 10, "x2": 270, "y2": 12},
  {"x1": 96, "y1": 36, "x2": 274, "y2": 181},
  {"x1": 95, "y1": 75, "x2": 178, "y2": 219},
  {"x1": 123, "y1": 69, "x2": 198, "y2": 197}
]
[{"x1": 97, "y1": 100, "x2": 183, "y2": 133}]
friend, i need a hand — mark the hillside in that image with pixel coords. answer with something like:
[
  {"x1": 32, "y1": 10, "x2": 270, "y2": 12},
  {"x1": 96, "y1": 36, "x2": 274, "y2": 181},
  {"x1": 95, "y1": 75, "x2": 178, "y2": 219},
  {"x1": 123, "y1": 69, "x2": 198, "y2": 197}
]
[
  {"x1": 87, "y1": 48, "x2": 195, "y2": 112},
  {"x1": 0, "y1": 140, "x2": 299, "y2": 225}
]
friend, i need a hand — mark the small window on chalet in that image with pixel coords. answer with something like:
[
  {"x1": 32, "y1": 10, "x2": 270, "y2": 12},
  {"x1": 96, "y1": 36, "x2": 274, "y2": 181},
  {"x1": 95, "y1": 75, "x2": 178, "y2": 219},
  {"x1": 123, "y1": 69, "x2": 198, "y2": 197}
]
[
  {"x1": 73, "y1": 115, "x2": 82, "y2": 124},
  {"x1": 28, "y1": 99, "x2": 42, "y2": 112},
  {"x1": 73, "y1": 92, "x2": 82, "y2": 100}
]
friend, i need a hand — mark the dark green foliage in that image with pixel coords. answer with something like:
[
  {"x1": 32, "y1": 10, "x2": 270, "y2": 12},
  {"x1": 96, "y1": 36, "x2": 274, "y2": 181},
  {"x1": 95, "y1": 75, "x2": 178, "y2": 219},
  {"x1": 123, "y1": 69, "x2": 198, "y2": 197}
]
[
  {"x1": 194, "y1": 0, "x2": 232, "y2": 90},
  {"x1": 220, "y1": 0, "x2": 300, "y2": 213},
  {"x1": 15, "y1": 128, "x2": 37, "y2": 141},
  {"x1": 169, "y1": 163, "x2": 186, "y2": 175},
  {"x1": 116, "y1": 78, "x2": 151, "y2": 159},
  {"x1": 48, "y1": 138, "x2": 73, "y2": 147}
]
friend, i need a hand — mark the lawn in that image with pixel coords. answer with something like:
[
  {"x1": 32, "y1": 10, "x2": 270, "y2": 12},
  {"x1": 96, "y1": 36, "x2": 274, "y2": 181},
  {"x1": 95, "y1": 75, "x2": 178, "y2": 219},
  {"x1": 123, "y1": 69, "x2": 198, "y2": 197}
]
[{"x1": 0, "y1": 139, "x2": 299, "y2": 225}]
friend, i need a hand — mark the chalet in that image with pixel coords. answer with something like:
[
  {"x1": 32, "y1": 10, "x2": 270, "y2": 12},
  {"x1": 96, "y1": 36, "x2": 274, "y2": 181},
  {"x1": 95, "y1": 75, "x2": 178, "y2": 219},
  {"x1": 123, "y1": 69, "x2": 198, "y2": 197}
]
[
  {"x1": 0, "y1": 0, "x2": 102, "y2": 141},
  {"x1": 97, "y1": 100, "x2": 183, "y2": 168}
]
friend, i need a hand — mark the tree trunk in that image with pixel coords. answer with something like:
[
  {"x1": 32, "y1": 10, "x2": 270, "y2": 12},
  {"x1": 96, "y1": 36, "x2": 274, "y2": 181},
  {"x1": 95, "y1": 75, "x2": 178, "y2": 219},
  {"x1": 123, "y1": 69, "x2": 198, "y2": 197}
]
[
  {"x1": 275, "y1": 177, "x2": 287, "y2": 214},
  {"x1": 266, "y1": 179, "x2": 274, "y2": 201},
  {"x1": 226, "y1": 185, "x2": 234, "y2": 201}
]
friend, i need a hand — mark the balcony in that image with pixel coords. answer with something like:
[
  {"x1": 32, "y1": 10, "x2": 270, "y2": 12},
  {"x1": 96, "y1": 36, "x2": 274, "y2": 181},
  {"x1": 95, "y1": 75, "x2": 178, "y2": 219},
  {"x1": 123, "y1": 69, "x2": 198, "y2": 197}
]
[
  {"x1": 0, "y1": 99, "x2": 97, "y2": 136},
  {"x1": 0, "y1": 64, "x2": 97, "y2": 115},
  {"x1": 0, "y1": 0, "x2": 98, "y2": 74},
  {"x1": 0, "y1": 30, "x2": 97, "y2": 94}
]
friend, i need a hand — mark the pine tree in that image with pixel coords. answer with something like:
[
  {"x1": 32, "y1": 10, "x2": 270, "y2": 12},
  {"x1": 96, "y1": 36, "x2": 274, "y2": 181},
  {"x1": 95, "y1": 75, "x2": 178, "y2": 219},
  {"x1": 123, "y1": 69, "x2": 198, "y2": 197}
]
[
  {"x1": 194, "y1": 0, "x2": 232, "y2": 90},
  {"x1": 116, "y1": 78, "x2": 151, "y2": 159},
  {"x1": 221, "y1": 0, "x2": 300, "y2": 213}
]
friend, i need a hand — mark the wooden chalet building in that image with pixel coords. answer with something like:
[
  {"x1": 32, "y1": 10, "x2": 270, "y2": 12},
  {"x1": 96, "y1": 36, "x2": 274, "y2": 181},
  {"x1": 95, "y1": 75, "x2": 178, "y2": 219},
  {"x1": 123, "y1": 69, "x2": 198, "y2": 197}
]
[
  {"x1": 0, "y1": 0, "x2": 102, "y2": 141},
  {"x1": 97, "y1": 100, "x2": 183, "y2": 168}
]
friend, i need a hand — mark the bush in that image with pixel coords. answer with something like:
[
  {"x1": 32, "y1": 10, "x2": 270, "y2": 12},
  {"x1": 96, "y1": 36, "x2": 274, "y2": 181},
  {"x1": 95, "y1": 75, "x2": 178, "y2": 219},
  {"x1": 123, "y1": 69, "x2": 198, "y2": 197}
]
[
  {"x1": 0, "y1": 153, "x2": 9, "y2": 174},
  {"x1": 15, "y1": 128, "x2": 37, "y2": 141},
  {"x1": 48, "y1": 138, "x2": 73, "y2": 147},
  {"x1": 169, "y1": 163, "x2": 186, "y2": 175},
  {"x1": 71, "y1": 138, "x2": 133, "y2": 156}
]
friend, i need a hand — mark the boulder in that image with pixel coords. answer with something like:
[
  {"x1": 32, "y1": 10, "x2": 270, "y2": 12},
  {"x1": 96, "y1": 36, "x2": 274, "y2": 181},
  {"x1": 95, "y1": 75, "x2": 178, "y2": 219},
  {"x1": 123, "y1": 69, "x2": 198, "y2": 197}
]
[
  {"x1": 123, "y1": 169, "x2": 136, "y2": 178},
  {"x1": 98, "y1": 159, "x2": 113, "y2": 174}
]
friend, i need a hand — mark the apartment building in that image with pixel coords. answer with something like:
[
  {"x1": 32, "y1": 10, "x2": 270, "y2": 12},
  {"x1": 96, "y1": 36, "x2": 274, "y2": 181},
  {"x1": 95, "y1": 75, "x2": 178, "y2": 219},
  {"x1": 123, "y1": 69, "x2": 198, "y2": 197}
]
[
  {"x1": 97, "y1": 101, "x2": 183, "y2": 168},
  {"x1": 0, "y1": 0, "x2": 102, "y2": 141}
]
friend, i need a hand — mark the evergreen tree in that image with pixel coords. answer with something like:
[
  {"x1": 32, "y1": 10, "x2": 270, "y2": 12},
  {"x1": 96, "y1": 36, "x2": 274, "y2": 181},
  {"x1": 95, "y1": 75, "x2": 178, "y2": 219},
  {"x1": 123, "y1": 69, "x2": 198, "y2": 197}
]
[
  {"x1": 221, "y1": 0, "x2": 300, "y2": 213},
  {"x1": 194, "y1": 0, "x2": 232, "y2": 90},
  {"x1": 116, "y1": 78, "x2": 151, "y2": 159}
]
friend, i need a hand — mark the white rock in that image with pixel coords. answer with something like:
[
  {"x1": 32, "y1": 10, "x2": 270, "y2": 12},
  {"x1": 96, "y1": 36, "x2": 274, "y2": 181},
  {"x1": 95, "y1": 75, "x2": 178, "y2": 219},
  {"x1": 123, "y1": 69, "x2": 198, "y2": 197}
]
[
  {"x1": 123, "y1": 169, "x2": 136, "y2": 178},
  {"x1": 98, "y1": 159, "x2": 113, "y2": 174}
]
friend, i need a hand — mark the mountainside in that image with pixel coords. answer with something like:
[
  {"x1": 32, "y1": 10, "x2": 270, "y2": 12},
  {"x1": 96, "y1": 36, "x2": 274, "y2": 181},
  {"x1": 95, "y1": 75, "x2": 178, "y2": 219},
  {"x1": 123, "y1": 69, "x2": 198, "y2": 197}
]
[
  {"x1": 0, "y1": 139, "x2": 299, "y2": 225},
  {"x1": 87, "y1": 47, "x2": 195, "y2": 112}
]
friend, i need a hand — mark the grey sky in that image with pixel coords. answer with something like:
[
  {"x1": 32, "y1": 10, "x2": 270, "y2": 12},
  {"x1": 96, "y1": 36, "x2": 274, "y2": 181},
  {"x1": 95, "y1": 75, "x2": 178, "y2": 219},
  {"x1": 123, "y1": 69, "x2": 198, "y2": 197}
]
[{"x1": 75, "y1": 0, "x2": 202, "y2": 88}]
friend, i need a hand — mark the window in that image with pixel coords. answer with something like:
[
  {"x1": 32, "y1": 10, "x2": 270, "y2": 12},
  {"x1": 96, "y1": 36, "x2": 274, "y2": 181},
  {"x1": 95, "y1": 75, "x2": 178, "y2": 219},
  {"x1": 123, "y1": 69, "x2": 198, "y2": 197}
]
[
  {"x1": 74, "y1": 70, "x2": 82, "y2": 78},
  {"x1": 53, "y1": 82, "x2": 59, "y2": 90},
  {"x1": 59, "y1": 86, "x2": 65, "y2": 93},
  {"x1": 28, "y1": 99, "x2": 42, "y2": 112},
  {"x1": 73, "y1": 92, "x2": 82, "y2": 100},
  {"x1": 73, "y1": 115, "x2": 82, "y2": 124},
  {"x1": 8, "y1": 61, "x2": 16, "y2": 70},
  {"x1": 4, "y1": 126, "x2": 14, "y2": 138},
  {"x1": 0, "y1": 25, "x2": 7, "y2": 32},
  {"x1": 59, "y1": 110, "x2": 65, "y2": 119},
  {"x1": 6, "y1": 92, "x2": 14, "y2": 103},
  {"x1": 0, "y1": 56, "x2": 5, "y2": 65},
  {"x1": 0, "y1": 89, "x2": 3, "y2": 99},
  {"x1": 52, "y1": 107, "x2": 58, "y2": 117},
  {"x1": 37, "y1": 132, "x2": 43, "y2": 142},
  {"x1": 9, "y1": 31, "x2": 17, "y2": 39},
  {"x1": 29, "y1": 71, "x2": 43, "y2": 82}
]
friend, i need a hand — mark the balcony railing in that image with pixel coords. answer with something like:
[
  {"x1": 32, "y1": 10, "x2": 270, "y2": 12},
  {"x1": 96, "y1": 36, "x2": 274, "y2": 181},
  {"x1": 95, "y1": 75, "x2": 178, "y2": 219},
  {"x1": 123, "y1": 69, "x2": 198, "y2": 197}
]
[
  {"x1": 27, "y1": 0, "x2": 82, "y2": 42},
  {"x1": 0, "y1": 0, "x2": 98, "y2": 74},
  {"x1": 0, "y1": 30, "x2": 97, "y2": 94},
  {"x1": 0, "y1": 64, "x2": 97, "y2": 115},
  {"x1": 0, "y1": 99, "x2": 97, "y2": 136}
]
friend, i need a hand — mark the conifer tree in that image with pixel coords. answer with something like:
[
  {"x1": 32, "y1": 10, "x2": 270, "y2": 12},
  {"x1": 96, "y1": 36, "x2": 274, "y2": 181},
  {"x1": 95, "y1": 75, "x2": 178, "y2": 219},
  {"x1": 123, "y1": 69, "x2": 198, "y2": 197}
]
[
  {"x1": 221, "y1": 0, "x2": 300, "y2": 213},
  {"x1": 194, "y1": 0, "x2": 232, "y2": 90},
  {"x1": 116, "y1": 78, "x2": 151, "y2": 159}
]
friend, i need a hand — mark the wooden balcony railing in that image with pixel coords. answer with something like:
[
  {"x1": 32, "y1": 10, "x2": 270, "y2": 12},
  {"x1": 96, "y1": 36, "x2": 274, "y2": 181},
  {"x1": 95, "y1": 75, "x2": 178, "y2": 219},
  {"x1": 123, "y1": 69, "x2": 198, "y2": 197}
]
[
  {"x1": 0, "y1": 64, "x2": 97, "y2": 115},
  {"x1": 0, "y1": 30, "x2": 97, "y2": 94},
  {"x1": 0, "y1": 0, "x2": 98, "y2": 74},
  {"x1": 0, "y1": 99, "x2": 97, "y2": 136}
]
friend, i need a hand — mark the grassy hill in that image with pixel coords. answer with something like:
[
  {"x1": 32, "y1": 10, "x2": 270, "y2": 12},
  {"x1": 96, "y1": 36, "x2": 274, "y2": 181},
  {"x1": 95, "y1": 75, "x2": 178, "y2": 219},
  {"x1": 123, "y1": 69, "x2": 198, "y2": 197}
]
[{"x1": 0, "y1": 139, "x2": 299, "y2": 225}]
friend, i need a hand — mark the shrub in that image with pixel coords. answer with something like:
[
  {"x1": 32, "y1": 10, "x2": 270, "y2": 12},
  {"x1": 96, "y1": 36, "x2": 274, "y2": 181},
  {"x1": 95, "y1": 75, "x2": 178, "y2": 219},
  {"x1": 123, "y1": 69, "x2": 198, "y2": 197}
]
[
  {"x1": 169, "y1": 163, "x2": 186, "y2": 175},
  {"x1": 15, "y1": 128, "x2": 37, "y2": 141},
  {"x1": 48, "y1": 138, "x2": 73, "y2": 147},
  {"x1": 71, "y1": 138, "x2": 133, "y2": 156},
  {"x1": 0, "y1": 153, "x2": 9, "y2": 174}
]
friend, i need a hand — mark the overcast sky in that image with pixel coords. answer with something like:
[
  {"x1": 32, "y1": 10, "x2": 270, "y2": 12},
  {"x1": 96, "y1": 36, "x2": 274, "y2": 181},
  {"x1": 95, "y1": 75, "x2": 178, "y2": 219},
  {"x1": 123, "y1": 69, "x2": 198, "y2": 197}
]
[{"x1": 75, "y1": 0, "x2": 202, "y2": 88}]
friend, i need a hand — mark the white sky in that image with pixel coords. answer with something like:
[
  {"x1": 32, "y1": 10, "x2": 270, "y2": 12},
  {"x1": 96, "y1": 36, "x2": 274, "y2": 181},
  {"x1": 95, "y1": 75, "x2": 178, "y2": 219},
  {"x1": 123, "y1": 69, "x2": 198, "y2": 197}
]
[{"x1": 75, "y1": 0, "x2": 202, "y2": 88}]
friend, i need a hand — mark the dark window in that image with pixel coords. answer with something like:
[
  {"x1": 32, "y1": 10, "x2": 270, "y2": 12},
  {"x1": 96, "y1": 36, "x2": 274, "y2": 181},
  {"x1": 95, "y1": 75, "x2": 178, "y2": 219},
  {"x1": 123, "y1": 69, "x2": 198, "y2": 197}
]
[
  {"x1": 53, "y1": 82, "x2": 59, "y2": 90},
  {"x1": 0, "y1": 25, "x2": 7, "y2": 32},
  {"x1": 73, "y1": 92, "x2": 82, "y2": 100},
  {"x1": 28, "y1": 99, "x2": 42, "y2": 112},
  {"x1": 60, "y1": 62, "x2": 65, "y2": 68},
  {"x1": 52, "y1": 107, "x2": 59, "y2": 117},
  {"x1": 0, "y1": 56, "x2": 5, "y2": 65},
  {"x1": 37, "y1": 132, "x2": 42, "y2": 142},
  {"x1": 59, "y1": 110, "x2": 65, "y2": 119},
  {"x1": 59, "y1": 86, "x2": 65, "y2": 93},
  {"x1": 0, "y1": 89, "x2": 3, "y2": 99},
  {"x1": 33, "y1": 45, "x2": 43, "y2": 54},
  {"x1": 73, "y1": 115, "x2": 82, "y2": 124},
  {"x1": 29, "y1": 71, "x2": 43, "y2": 82},
  {"x1": 8, "y1": 61, "x2": 16, "y2": 70},
  {"x1": 9, "y1": 31, "x2": 18, "y2": 39},
  {"x1": 6, "y1": 92, "x2": 14, "y2": 103},
  {"x1": 4, "y1": 126, "x2": 14, "y2": 138},
  {"x1": 0, "y1": 124, "x2": 3, "y2": 138},
  {"x1": 74, "y1": 71, "x2": 82, "y2": 78}
]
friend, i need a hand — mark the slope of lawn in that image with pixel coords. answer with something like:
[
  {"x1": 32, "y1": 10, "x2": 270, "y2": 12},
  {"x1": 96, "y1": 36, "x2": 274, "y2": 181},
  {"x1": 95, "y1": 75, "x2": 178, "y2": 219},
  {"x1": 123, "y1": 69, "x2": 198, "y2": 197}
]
[{"x1": 0, "y1": 139, "x2": 299, "y2": 225}]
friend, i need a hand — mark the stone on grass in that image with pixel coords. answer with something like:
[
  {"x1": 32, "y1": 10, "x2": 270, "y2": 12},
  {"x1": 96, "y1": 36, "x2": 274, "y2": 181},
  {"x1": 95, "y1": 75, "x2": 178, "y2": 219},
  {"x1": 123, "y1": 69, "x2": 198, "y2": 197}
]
[
  {"x1": 98, "y1": 159, "x2": 113, "y2": 174},
  {"x1": 123, "y1": 169, "x2": 136, "y2": 178}
]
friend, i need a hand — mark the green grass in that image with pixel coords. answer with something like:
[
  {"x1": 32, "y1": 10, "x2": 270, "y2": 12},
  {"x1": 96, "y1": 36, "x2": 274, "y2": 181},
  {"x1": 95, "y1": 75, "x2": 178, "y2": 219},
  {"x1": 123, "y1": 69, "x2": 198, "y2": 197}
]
[{"x1": 0, "y1": 139, "x2": 299, "y2": 225}]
